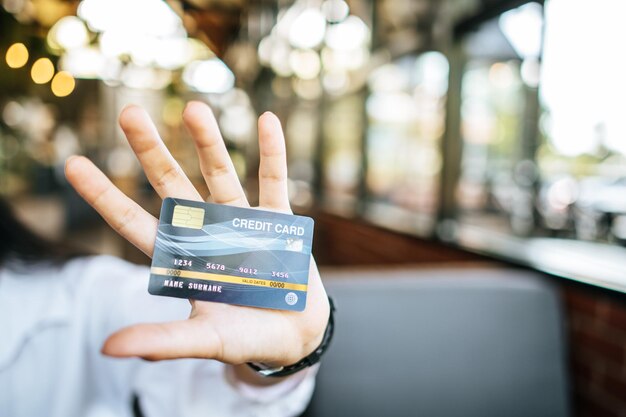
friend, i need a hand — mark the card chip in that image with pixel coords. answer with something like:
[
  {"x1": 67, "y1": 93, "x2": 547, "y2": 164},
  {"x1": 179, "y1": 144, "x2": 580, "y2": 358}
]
[{"x1": 172, "y1": 205, "x2": 205, "y2": 229}]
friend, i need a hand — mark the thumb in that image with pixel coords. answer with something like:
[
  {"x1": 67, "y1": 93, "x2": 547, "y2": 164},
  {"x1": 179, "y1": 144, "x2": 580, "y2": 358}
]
[{"x1": 102, "y1": 319, "x2": 223, "y2": 361}]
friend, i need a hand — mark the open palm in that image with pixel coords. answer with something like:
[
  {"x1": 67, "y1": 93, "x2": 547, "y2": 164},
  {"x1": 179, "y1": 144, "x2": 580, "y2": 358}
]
[{"x1": 65, "y1": 102, "x2": 329, "y2": 367}]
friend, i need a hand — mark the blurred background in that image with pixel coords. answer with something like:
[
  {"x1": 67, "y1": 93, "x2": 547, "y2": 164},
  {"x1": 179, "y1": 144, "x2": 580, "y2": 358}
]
[
  {"x1": 3, "y1": 0, "x2": 626, "y2": 269},
  {"x1": 3, "y1": 0, "x2": 626, "y2": 416}
]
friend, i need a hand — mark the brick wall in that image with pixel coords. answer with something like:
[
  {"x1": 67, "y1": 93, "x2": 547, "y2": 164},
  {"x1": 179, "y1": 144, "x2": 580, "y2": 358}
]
[
  {"x1": 564, "y1": 286, "x2": 626, "y2": 417},
  {"x1": 312, "y1": 212, "x2": 626, "y2": 417}
]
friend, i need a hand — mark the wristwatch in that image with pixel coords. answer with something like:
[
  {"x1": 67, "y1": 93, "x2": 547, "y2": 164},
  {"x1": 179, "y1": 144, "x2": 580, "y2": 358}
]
[{"x1": 248, "y1": 297, "x2": 336, "y2": 377}]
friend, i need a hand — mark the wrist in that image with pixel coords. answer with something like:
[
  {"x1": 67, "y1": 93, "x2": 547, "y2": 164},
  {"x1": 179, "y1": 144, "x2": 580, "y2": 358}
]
[
  {"x1": 226, "y1": 362, "x2": 317, "y2": 393},
  {"x1": 262, "y1": 316, "x2": 328, "y2": 369},
  {"x1": 248, "y1": 296, "x2": 335, "y2": 377},
  {"x1": 230, "y1": 363, "x2": 291, "y2": 387}
]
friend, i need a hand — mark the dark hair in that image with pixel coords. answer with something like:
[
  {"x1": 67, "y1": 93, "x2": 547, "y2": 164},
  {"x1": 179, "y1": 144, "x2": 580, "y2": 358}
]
[{"x1": 0, "y1": 197, "x2": 83, "y2": 265}]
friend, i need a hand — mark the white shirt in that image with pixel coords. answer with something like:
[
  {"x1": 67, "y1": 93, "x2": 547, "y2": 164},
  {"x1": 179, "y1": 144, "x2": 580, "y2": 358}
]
[{"x1": 0, "y1": 255, "x2": 316, "y2": 417}]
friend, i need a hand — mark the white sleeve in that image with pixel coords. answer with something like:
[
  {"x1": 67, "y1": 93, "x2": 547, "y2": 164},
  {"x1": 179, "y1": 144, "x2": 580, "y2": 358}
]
[
  {"x1": 79, "y1": 255, "x2": 316, "y2": 417},
  {"x1": 133, "y1": 360, "x2": 317, "y2": 417}
]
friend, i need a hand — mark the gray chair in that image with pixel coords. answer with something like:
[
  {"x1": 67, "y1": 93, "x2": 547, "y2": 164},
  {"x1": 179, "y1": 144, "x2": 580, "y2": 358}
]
[{"x1": 304, "y1": 267, "x2": 570, "y2": 417}]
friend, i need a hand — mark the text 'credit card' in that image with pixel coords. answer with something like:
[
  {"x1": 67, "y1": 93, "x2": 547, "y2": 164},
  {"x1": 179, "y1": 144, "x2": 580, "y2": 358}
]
[{"x1": 148, "y1": 198, "x2": 314, "y2": 311}]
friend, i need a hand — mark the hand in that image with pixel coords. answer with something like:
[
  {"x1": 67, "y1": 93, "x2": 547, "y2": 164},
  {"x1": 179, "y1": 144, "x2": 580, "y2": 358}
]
[{"x1": 65, "y1": 102, "x2": 330, "y2": 370}]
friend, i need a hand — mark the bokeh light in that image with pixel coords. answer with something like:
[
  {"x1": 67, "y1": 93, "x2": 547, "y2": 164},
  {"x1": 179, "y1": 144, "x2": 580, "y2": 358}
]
[
  {"x1": 50, "y1": 71, "x2": 75, "y2": 97},
  {"x1": 78, "y1": 0, "x2": 182, "y2": 37},
  {"x1": 5, "y1": 42, "x2": 29, "y2": 68},
  {"x1": 59, "y1": 47, "x2": 105, "y2": 79},
  {"x1": 30, "y1": 58, "x2": 55, "y2": 84},
  {"x1": 48, "y1": 16, "x2": 89, "y2": 51},
  {"x1": 289, "y1": 9, "x2": 326, "y2": 49},
  {"x1": 182, "y1": 59, "x2": 235, "y2": 94},
  {"x1": 289, "y1": 49, "x2": 322, "y2": 80},
  {"x1": 321, "y1": 0, "x2": 350, "y2": 23}
]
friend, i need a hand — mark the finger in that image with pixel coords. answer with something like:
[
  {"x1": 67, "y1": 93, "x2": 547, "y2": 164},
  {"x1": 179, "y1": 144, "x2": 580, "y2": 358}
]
[
  {"x1": 65, "y1": 155, "x2": 158, "y2": 257},
  {"x1": 258, "y1": 112, "x2": 291, "y2": 211},
  {"x1": 182, "y1": 101, "x2": 249, "y2": 207},
  {"x1": 119, "y1": 105, "x2": 202, "y2": 201},
  {"x1": 101, "y1": 319, "x2": 222, "y2": 361}
]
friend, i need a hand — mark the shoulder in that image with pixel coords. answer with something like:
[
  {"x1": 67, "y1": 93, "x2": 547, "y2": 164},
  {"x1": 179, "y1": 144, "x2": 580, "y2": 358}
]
[
  {"x1": 1, "y1": 254, "x2": 188, "y2": 345},
  {"x1": 1, "y1": 255, "x2": 148, "y2": 286},
  {"x1": 0, "y1": 255, "x2": 151, "y2": 320},
  {"x1": 53, "y1": 255, "x2": 149, "y2": 299},
  {"x1": 0, "y1": 255, "x2": 154, "y2": 328},
  {"x1": 65, "y1": 254, "x2": 149, "y2": 283}
]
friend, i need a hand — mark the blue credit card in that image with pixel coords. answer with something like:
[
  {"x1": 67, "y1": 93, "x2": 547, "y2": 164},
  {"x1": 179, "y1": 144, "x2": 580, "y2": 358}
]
[{"x1": 148, "y1": 198, "x2": 314, "y2": 311}]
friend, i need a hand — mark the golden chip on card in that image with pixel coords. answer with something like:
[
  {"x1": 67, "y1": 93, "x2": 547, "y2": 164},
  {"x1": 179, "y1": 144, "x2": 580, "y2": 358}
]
[{"x1": 172, "y1": 205, "x2": 205, "y2": 229}]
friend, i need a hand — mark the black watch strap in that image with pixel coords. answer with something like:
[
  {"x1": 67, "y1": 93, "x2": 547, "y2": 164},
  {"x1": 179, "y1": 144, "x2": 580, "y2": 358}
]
[{"x1": 248, "y1": 296, "x2": 336, "y2": 377}]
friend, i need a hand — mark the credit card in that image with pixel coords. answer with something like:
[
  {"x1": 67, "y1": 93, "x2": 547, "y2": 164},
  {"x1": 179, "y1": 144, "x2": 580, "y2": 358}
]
[{"x1": 148, "y1": 198, "x2": 314, "y2": 311}]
